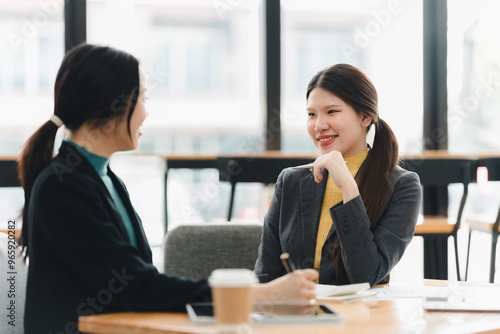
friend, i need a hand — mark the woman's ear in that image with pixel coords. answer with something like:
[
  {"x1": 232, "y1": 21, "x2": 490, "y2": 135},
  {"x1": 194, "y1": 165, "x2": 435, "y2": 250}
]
[
  {"x1": 361, "y1": 114, "x2": 373, "y2": 128},
  {"x1": 100, "y1": 117, "x2": 120, "y2": 134}
]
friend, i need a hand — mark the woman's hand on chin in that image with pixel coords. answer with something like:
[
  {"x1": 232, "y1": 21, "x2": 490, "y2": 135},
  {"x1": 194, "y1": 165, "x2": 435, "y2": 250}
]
[{"x1": 313, "y1": 151, "x2": 359, "y2": 203}]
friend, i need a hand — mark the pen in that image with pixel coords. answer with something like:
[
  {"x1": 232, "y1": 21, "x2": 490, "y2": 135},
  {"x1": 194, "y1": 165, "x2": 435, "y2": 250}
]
[{"x1": 280, "y1": 253, "x2": 296, "y2": 273}]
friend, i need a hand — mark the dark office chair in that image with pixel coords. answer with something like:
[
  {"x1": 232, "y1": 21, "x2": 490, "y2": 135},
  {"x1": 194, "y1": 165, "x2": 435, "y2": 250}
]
[
  {"x1": 0, "y1": 159, "x2": 20, "y2": 187},
  {"x1": 163, "y1": 223, "x2": 263, "y2": 279},
  {"x1": 465, "y1": 157, "x2": 500, "y2": 283},
  {"x1": 402, "y1": 158, "x2": 473, "y2": 281}
]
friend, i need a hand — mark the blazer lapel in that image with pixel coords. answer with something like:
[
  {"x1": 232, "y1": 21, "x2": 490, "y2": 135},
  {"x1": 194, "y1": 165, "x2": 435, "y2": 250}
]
[
  {"x1": 108, "y1": 170, "x2": 152, "y2": 262},
  {"x1": 299, "y1": 169, "x2": 328, "y2": 262}
]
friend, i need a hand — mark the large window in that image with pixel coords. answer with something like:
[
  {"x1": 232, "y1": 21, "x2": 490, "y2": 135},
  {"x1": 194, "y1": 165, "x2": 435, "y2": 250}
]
[
  {"x1": 281, "y1": 0, "x2": 423, "y2": 154},
  {"x1": 87, "y1": 0, "x2": 264, "y2": 154},
  {"x1": 0, "y1": 1, "x2": 64, "y2": 229},
  {"x1": 0, "y1": 1, "x2": 64, "y2": 154}
]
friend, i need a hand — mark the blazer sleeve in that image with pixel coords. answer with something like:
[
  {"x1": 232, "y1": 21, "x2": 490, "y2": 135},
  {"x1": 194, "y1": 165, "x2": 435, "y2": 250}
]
[
  {"x1": 34, "y1": 170, "x2": 211, "y2": 312},
  {"x1": 254, "y1": 170, "x2": 288, "y2": 283},
  {"x1": 329, "y1": 170, "x2": 421, "y2": 286}
]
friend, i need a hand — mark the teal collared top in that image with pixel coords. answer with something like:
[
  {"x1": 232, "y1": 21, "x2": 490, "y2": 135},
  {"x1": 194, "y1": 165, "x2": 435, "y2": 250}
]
[{"x1": 65, "y1": 139, "x2": 137, "y2": 246}]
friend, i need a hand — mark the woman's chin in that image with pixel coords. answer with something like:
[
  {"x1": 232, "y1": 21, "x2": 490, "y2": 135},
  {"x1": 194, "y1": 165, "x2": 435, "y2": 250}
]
[{"x1": 318, "y1": 147, "x2": 336, "y2": 155}]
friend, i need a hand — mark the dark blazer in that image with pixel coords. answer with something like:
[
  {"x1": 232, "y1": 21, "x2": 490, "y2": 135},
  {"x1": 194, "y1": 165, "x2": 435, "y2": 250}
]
[
  {"x1": 255, "y1": 165, "x2": 421, "y2": 286},
  {"x1": 24, "y1": 141, "x2": 211, "y2": 334}
]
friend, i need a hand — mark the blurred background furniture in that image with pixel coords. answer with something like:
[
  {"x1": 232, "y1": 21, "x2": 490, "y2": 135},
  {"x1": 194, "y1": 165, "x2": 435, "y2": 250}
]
[
  {"x1": 217, "y1": 153, "x2": 315, "y2": 221},
  {"x1": 403, "y1": 157, "x2": 474, "y2": 280},
  {"x1": 465, "y1": 157, "x2": 500, "y2": 283},
  {"x1": 163, "y1": 223, "x2": 263, "y2": 279},
  {"x1": 0, "y1": 157, "x2": 22, "y2": 235},
  {"x1": 0, "y1": 157, "x2": 20, "y2": 188},
  {"x1": 162, "y1": 155, "x2": 217, "y2": 231}
]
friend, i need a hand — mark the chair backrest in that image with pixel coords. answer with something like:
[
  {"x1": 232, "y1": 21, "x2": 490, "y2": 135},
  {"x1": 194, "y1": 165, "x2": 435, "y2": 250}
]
[
  {"x1": 0, "y1": 160, "x2": 20, "y2": 187},
  {"x1": 401, "y1": 158, "x2": 474, "y2": 186},
  {"x1": 478, "y1": 157, "x2": 500, "y2": 232},
  {"x1": 0, "y1": 233, "x2": 27, "y2": 334},
  {"x1": 401, "y1": 158, "x2": 475, "y2": 233},
  {"x1": 163, "y1": 223, "x2": 263, "y2": 279}
]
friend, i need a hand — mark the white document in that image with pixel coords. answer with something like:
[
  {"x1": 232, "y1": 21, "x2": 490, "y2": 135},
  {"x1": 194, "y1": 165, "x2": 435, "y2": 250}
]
[{"x1": 315, "y1": 282, "x2": 375, "y2": 302}]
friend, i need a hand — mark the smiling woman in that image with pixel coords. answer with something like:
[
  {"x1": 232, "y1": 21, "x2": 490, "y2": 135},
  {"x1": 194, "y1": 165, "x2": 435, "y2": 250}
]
[
  {"x1": 255, "y1": 64, "x2": 422, "y2": 287},
  {"x1": 306, "y1": 87, "x2": 372, "y2": 159}
]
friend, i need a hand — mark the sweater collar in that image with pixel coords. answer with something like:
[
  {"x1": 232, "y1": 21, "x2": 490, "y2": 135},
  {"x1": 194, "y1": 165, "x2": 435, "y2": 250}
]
[
  {"x1": 64, "y1": 139, "x2": 109, "y2": 177},
  {"x1": 345, "y1": 149, "x2": 369, "y2": 173}
]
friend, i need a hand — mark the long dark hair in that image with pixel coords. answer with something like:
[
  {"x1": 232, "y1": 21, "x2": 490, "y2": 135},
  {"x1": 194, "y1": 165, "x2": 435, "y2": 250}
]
[
  {"x1": 18, "y1": 44, "x2": 140, "y2": 255},
  {"x1": 306, "y1": 63, "x2": 399, "y2": 282}
]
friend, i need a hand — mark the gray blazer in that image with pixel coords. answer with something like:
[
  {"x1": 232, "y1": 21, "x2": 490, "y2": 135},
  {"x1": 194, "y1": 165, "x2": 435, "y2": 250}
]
[{"x1": 254, "y1": 165, "x2": 421, "y2": 286}]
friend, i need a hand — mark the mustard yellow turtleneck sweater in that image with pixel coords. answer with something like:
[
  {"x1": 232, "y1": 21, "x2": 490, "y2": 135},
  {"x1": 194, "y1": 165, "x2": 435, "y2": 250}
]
[{"x1": 313, "y1": 149, "x2": 369, "y2": 271}]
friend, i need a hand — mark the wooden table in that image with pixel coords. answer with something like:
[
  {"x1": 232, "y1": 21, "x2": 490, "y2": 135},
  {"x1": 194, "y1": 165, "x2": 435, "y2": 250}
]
[
  {"x1": 0, "y1": 229, "x2": 19, "y2": 235},
  {"x1": 79, "y1": 280, "x2": 500, "y2": 334}
]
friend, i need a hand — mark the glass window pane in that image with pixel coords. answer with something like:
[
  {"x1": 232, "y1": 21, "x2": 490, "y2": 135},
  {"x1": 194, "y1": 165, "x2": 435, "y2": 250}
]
[
  {"x1": 87, "y1": 0, "x2": 264, "y2": 154},
  {"x1": 0, "y1": 1, "x2": 64, "y2": 224},
  {"x1": 282, "y1": 0, "x2": 423, "y2": 154},
  {"x1": 448, "y1": 0, "x2": 500, "y2": 153},
  {"x1": 0, "y1": 1, "x2": 64, "y2": 154}
]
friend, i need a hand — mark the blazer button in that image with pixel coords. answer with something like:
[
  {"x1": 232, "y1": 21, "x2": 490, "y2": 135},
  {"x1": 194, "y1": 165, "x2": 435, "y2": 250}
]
[
  {"x1": 341, "y1": 218, "x2": 346, "y2": 225},
  {"x1": 343, "y1": 227, "x2": 349, "y2": 234}
]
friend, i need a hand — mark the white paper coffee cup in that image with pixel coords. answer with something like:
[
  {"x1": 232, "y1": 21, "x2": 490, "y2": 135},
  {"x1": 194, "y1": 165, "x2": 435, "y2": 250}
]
[{"x1": 208, "y1": 269, "x2": 258, "y2": 332}]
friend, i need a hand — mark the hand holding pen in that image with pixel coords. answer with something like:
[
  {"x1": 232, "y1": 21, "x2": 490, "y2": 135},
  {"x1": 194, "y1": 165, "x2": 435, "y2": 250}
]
[
  {"x1": 280, "y1": 253, "x2": 296, "y2": 273},
  {"x1": 254, "y1": 255, "x2": 317, "y2": 303},
  {"x1": 275, "y1": 253, "x2": 317, "y2": 303}
]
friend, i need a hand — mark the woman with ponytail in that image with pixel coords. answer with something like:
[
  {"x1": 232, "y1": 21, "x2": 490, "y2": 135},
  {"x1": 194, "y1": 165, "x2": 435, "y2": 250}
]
[
  {"x1": 255, "y1": 64, "x2": 421, "y2": 286},
  {"x1": 19, "y1": 44, "x2": 317, "y2": 334}
]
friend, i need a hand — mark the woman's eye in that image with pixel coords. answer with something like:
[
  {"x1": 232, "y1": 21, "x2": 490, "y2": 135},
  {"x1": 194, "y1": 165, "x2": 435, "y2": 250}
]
[
  {"x1": 328, "y1": 110, "x2": 339, "y2": 114},
  {"x1": 308, "y1": 112, "x2": 315, "y2": 117}
]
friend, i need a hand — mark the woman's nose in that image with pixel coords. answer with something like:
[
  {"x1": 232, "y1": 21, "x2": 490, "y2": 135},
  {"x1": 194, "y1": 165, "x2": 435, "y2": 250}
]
[{"x1": 314, "y1": 115, "x2": 329, "y2": 132}]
